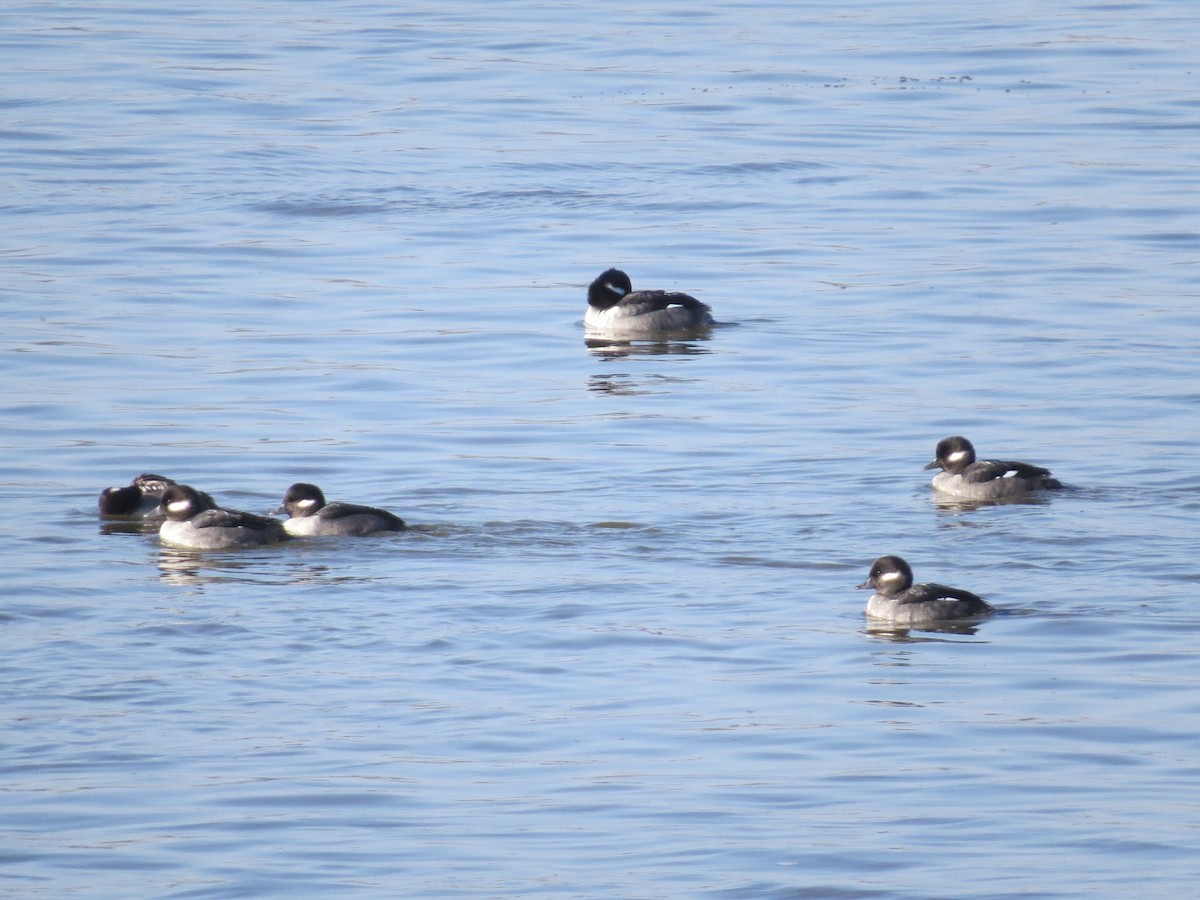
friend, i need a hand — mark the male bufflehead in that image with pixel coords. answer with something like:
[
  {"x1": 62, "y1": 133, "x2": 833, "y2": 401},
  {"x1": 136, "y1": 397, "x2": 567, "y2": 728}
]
[
  {"x1": 158, "y1": 484, "x2": 288, "y2": 550},
  {"x1": 584, "y1": 268, "x2": 714, "y2": 334},
  {"x1": 99, "y1": 473, "x2": 213, "y2": 520},
  {"x1": 856, "y1": 555, "x2": 994, "y2": 625},
  {"x1": 275, "y1": 482, "x2": 406, "y2": 537},
  {"x1": 924, "y1": 435, "x2": 1063, "y2": 500}
]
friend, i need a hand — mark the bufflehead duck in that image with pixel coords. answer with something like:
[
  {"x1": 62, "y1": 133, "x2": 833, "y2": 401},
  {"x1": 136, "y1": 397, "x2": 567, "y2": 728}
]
[
  {"x1": 585, "y1": 268, "x2": 714, "y2": 334},
  {"x1": 857, "y1": 555, "x2": 994, "y2": 625},
  {"x1": 98, "y1": 473, "x2": 213, "y2": 520},
  {"x1": 158, "y1": 484, "x2": 287, "y2": 550},
  {"x1": 924, "y1": 435, "x2": 1063, "y2": 500},
  {"x1": 275, "y1": 482, "x2": 406, "y2": 536}
]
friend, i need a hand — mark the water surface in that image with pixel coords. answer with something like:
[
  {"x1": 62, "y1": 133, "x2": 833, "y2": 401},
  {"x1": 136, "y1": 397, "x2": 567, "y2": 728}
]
[{"x1": 3, "y1": 1, "x2": 1199, "y2": 897}]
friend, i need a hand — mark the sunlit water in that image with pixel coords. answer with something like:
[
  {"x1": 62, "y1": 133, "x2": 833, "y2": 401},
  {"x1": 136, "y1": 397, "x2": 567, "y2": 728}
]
[{"x1": 3, "y1": 1, "x2": 1199, "y2": 896}]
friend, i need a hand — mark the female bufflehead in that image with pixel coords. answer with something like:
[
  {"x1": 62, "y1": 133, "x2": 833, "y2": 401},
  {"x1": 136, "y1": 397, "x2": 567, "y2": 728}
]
[
  {"x1": 585, "y1": 268, "x2": 714, "y2": 334},
  {"x1": 924, "y1": 435, "x2": 1063, "y2": 500},
  {"x1": 857, "y1": 555, "x2": 994, "y2": 625},
  {"x1": 159, "y1": 484, "x2": 288, "y2": 550},
  {"x1": 275, "y1": 482, "x2": 406, "y2": 537},
  {"x1": 98, "y1": 474, "x2": 216, "y2": 521},
  {"x1": 99, "y1": 473, "x2": 178, "y2": 518}
]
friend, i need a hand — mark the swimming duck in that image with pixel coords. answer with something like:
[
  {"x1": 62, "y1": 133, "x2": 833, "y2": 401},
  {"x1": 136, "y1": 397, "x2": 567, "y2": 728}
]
[
  {"x1": 158, "y1": 484, "x2": 287, "y2": 550},
  {"x1": 857, "y1": 555, "x2": 994, "y2": 624},
  {"x1": 924, "y1": 435, "x2": 1062, "y2": 500},
  {"x1": 584, "y1": 268, "x2": 714, "y2": 334},
  {"x1": 275, "y1": 482, "x2": 406, "y2": 536}
]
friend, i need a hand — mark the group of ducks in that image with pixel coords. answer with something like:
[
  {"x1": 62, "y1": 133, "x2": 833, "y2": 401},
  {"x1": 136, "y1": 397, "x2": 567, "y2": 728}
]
[
  {"x1": 585, "y1": 269, "x2": 1066, "y2": 626},
  {"x1": 867, "y1": 435, "x2": 1062, "y2": 626},
  {"x1": 100, "y1": 478, "x2": 406, "y2": 549},
  {"x1": 99, "y1": 269, "x2": 1066, "y2": 628}
]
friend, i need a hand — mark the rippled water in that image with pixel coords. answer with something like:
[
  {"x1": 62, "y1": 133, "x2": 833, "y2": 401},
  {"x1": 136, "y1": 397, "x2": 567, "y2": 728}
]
[{"x1": 3, "y1": 1, "x2": 1199, "y2": 897}]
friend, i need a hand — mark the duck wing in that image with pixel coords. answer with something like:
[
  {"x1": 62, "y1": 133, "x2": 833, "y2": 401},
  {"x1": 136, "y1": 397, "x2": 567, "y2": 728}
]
[
  {"x1": 190, "y1": 507, "x2": 278, "y2": 530},
  {"x1": 320, "y1": 501, "x2": 383, "y2": 520},
  {"x1": 962, "y1": 459, "x2": 1051, "y2": 484},
  {"x1": 321, "y1": 502, "x2": 406, "y2": 529},
  {"x1": 617, "y1": 289, "x2": 710, "y2": 315},
  {"x1": 900, "y1": 582, "x2": 988, "y2": 609}
]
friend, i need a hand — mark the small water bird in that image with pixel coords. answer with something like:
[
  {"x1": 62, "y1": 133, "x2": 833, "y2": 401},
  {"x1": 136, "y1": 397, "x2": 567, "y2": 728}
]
[
  {"x1": 99, "y1": 473, "x2": 213, "y2": 521},
  {"x1": 584, "y1": 268, "x2": 714, "y2": 334},
  {"x1": 275, "y1": 482, "x2": 406, "y2": 536},
  {"x1": 159, "y1": 484, "x2": 288, "y2": 550},
  {"x1": 924, "y1": 435, "x2": 1062, "y2": 500},
  {"x1": 856, "y1": 555, "x2": 994, "y2": 625}
]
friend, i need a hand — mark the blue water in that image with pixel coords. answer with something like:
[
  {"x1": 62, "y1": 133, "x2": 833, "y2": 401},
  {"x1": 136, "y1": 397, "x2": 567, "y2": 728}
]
[{"x1": 3, "y1": 1, "x2": 1200, "y2": 896}]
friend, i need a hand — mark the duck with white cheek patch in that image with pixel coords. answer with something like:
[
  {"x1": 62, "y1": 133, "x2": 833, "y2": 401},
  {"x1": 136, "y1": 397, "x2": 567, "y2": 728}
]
[
  {"x1": 276, "y1": 482, "x2": 406, "y2": 537},
  {"x1": 584, "y1": 268, "x2": 714, "y2": 335},
  {"x1": 857, "y1": 555, "x2": 994, "y2": 625},
  {"x1": 158, "y1": 484, "x2": 288, "y2": 550},
  {"x1": 924, "y1": 435, "x2": 1063, "y2": 500}
]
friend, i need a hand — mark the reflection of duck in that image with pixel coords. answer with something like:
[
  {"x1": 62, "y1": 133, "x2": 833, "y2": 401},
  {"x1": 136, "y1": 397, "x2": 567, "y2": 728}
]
[
  {"x1": 155, "y1": 546, "x2": 378, "y2": 589},
  {"x1": 931, "y1": 491, "x2": 1053, "y2": 515},
  {"x1": 584, "y1": 335, "x2": 713, "y2": 362},
  {"x1": 856, "y1": 555, "x2": 993, "y2": 625},
  {"x1": 586, "y1": 372, "x2": 700, "y2": 396},
  {"x1": 154, "y1": 546, "x2": 258, "y2": 587},
  {"x1": 924, "y1": 435, "x2": 1062, "y2": 500},
  {"x1": 865, "y1": 620, "x2": 988, "y2": 641},
  {"x1": 159, "y1": 484, "x2": 288, "y2": 550},
  {"x1": 275, "y1": 482, "x2": 406, "y2": 536},
  {"x1": 585, "y1": 268, "x2": 714, "y2": 335}
]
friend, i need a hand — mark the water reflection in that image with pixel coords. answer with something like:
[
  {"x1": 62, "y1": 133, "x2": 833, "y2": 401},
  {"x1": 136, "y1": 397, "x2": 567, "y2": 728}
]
[
  {"x1": 584, "y1": 333, "x2": 713, "y2": 361},
  {"x1": 99, "y1": 519, "x2": 159, "y2": 537},
  {"x1": 931, "y1": 493, "x2": 1054, "y2": 515},
  {"x1": 156, "y1": 546, "x2": 293, "y2": 588},
  {"x1": 865, "y1": 620, "x2": 990, "y2": 642},
  {"x1": 587, "y1": 371, "x2": 702, "y2": 395},
  {"x1": 156, "y1": 539, "x2": 428, "y2": 588}
]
